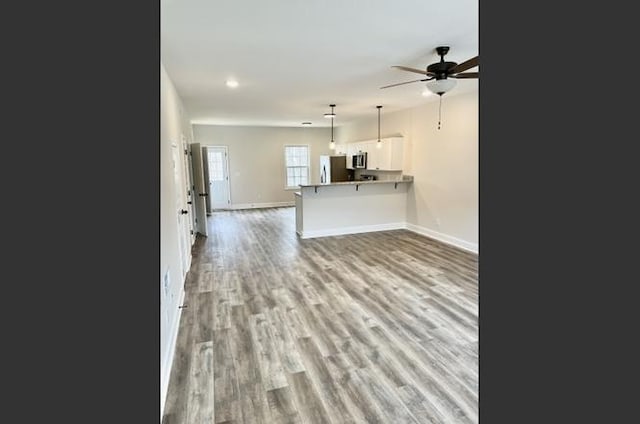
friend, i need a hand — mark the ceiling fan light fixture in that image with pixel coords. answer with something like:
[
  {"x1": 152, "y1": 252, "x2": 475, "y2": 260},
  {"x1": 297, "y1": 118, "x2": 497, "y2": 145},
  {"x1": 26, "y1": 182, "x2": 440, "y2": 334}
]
[{"x1": 426, "y1": 78, "x2": 457, "y2": 95}]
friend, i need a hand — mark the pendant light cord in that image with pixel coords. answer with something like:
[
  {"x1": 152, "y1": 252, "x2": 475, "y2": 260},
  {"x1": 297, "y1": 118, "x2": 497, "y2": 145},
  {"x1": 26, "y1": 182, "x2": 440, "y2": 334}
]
[
  {"x1": 438, "y1": 95, "x2": 442, "y2": 130},
  {"x1": 331, "y1": 117, "x2": 334, "y2": 141},
  {"x1": 377, "y1": 105, "x2": 382, "y2": 144},
  {"x1": 331, "y1": 105, "x2": 335, "y2": 142}
]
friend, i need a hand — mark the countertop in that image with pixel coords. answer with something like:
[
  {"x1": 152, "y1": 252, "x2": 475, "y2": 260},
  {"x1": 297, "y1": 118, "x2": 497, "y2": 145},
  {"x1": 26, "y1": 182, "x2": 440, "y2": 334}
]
[{"x1": 299, "y1": 175, "x2": 413, "y2": 188}]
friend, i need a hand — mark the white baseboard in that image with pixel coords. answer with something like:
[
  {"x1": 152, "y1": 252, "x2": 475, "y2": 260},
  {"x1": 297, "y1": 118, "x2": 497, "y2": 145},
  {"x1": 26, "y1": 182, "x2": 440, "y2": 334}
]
[
  {"x1": 406, "y1": 223, "x2": 478, "y2": 254},
  {"x1": 160, "y1": 285, "x2": 186, "y2": 418},
  {"x1": 229, "y1": 201, "x2": 295, "y2": 210},
  {"x1": 300, "y1": 222, "x2": 406, "y2": 239}
]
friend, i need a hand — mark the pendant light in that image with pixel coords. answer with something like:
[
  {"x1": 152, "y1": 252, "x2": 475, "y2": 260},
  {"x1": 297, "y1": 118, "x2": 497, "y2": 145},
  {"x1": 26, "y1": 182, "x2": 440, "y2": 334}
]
[
  {"x1": 327, "y1": 104, "x2": 336, "y2": 150},
  {"x1": 376, "y1": 105, "x2": 383, "y2": 149}
]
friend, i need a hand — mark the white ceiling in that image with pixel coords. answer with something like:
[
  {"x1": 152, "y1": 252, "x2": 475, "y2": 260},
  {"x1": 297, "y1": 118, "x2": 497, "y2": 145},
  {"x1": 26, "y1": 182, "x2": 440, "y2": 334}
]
[{"x1": 161, "y1": 0, "x2": 478, "y2": 127}]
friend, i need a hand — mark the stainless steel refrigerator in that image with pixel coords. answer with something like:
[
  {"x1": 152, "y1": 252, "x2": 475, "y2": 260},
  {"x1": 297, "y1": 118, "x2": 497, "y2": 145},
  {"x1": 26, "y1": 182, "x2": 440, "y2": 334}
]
[{"x1": 319, "y1": 155, "x2": 350, "y2": 183}]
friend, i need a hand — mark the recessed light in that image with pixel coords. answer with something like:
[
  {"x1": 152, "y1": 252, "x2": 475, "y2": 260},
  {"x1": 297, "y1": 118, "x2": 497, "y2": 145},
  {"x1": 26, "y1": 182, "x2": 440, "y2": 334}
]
[{"x1": 226, "y1": 80, "x2": 239, "y2": 88}]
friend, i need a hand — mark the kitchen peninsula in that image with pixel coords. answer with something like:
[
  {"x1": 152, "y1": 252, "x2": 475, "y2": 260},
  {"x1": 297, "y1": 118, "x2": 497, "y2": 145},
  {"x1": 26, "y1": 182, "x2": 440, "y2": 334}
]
[{"x1": 294, "y1": 176, "x2": 413, "y2": 238}]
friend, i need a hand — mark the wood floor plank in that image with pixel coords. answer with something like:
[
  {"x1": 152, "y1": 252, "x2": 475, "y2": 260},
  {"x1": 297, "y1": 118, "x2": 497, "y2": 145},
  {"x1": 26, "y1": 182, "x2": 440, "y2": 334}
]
[
  {"x1": 195, "y1": 291, "x2": 213, "y2": 343},
  {"x1": 229, "y1": 305, "x2": 270, "y2": 424},
  {"x1": 354, "y1": 366, "x2": 420, "y2": 423},
  {"x1": 250, "y1": 313, "x2": 289, "y2": 391},
  {"x1": 322, "y1": 353, "x2": 387, "y2": 423},
  {"x1": 266, "y1": 386, "x2": 300, "y2": 424},
  {"x1": 295, "y1": 337, "x2": 359, "y2": 423},
  {"x1": 398, "y1": 383, "x2": 449, "y2": 424},
  {"x1": 185, "y1": 341, "x2": 214, "y2": 424},
  {"x1": 197, "y1": 269, "x2": 213, "y2": 293},
  {"x1": 287, "y1": 371, "x2": 332, "y2": 424},
  {"x1": 213, "y1": 329, "x2": 242, "y2": 423},
  {"x1": 162, "y1": 207, "x2": 478, "y2": 424},
  {"x1": 266, "y1": 307, "x2": 306, "y2": 374}
]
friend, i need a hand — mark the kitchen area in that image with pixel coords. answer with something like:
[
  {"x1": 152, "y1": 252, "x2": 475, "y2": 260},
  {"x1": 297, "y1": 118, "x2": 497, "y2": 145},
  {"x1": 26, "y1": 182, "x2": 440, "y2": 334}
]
[{"x1": 294, "y1": 136, "x2": 413, "y2": 238}]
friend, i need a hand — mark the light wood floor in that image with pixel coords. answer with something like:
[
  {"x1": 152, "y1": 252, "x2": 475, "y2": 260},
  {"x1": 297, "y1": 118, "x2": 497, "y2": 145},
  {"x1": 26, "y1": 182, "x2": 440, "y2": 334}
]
[{"x1": 162, "y1": 207, "x2": 478, "y2": 424}]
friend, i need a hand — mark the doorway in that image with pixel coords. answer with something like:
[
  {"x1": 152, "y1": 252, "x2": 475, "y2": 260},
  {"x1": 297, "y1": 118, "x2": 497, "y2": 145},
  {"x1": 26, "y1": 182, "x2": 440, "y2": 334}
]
[{"x1": 205, "y1": 146, "x2": 231, "y2": 210}]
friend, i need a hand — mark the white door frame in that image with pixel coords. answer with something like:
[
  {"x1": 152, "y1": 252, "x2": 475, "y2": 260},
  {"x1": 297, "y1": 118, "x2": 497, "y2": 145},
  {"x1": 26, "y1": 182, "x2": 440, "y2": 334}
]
[{"x1": 205, "y1": 145, "x2": 231, "y2": 209}]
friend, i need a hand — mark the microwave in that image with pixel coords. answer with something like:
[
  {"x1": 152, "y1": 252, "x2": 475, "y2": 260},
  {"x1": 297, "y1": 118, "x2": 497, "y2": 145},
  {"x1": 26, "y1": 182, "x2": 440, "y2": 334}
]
[{"x1": 352, "y1": 151, "x2": 367, "y2": 168}]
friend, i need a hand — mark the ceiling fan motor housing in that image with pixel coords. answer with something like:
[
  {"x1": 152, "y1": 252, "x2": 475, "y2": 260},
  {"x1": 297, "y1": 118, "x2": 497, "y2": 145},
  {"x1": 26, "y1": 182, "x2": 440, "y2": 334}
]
[
  {"x1": 428, "y1": 46, "x2": 457, "y2": 79},
  {"x1": 427, "y1": 61, "x2": 458, "y2": 79}
]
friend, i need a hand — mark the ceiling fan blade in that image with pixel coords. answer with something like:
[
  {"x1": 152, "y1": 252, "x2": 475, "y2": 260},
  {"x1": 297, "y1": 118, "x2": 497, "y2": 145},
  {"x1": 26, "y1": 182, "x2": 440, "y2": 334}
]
[
  {"x1": 392, "y1": 65, "x2": 430, "y2": 75},
  {"x1": 452, "y1": 72, "x2": 479, "y2": 79},
  {"x1": 380, "y1": 78, "x2": 430, "y2": 89},
  {"x1": 452, "y1": 56, "x2": 479, "y2": 74}
]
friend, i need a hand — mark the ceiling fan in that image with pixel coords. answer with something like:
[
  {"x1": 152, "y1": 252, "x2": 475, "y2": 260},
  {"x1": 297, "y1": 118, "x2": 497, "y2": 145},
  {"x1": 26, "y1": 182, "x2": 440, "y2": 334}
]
[{"x1": 381, "y1": 46, "x2": 478, "y2": 95}]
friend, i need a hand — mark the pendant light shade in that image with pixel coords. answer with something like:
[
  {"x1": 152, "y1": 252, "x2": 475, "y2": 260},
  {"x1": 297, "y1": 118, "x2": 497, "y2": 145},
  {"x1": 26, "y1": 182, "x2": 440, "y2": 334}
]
[
  {"x1": 327, "y1": 104, "x2": 336, "y2": 150},
  {"x1": 376, "y1": 105, "x2": 383, "y2": 149}
]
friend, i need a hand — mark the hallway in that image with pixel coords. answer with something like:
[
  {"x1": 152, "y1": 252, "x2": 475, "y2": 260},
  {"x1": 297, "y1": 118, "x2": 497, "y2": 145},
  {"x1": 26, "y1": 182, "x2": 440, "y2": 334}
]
[{"x1": 162, "y1": 207, "x2": 478, "y2": 423}]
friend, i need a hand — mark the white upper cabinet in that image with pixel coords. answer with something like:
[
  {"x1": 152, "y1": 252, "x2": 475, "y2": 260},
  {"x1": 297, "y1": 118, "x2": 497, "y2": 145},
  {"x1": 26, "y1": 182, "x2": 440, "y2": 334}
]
[
  {"x1": 387, "y1": 137, "x2": 404, "y2": 171},
  {"x1": 358, "y1": 137, "x2": 403, "y2": 171},
  {"x1": 334, "y1": 143, "x2": 347, "y2": 156},
  {"x1": 339, "y1": 137, "x2": 404, "y2": 171},
  {"x1": 363, "y1": 141, "x2": 380, "y2": 170}
]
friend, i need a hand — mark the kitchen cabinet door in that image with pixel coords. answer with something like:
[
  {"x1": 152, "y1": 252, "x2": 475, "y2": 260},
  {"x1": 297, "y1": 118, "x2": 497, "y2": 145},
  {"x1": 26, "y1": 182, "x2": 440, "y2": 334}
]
[
  {"x1": 372, "y1": 138, "x2": 403, "y2": 171},
  {"x1": 363, "y1": 141, "x2": 381, "y2": 170},
  {"x1": 387, "y1": 138, "x2": 404, "y2": 170}
]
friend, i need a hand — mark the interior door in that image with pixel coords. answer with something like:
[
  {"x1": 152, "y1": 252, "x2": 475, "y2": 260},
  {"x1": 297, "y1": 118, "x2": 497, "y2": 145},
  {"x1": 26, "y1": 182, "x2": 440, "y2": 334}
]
[
  {"x1": 172, "y1": 142, "x2": 189, "y2": 277},
  {"x1": 180, "y1": 134, "x2": 196, "y2": 246},
  {"x1": 206, "y1": 146, "x2": 231, "y2": 209},
  {"x1": 190, "y1": 143, "x2": 208, "y2": 236},
  {"x1": 185, "y1": 142, "x2": 197, "y2": 245}
]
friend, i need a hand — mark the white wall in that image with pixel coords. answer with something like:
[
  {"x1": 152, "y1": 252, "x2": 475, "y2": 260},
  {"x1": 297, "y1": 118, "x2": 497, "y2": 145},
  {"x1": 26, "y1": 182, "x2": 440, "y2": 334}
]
[
  {"x1": 193, "y1": 125, "x2": 332, "y2": 208},
  {"x1": 160, "y1": 63, "x2": 193, "y2": 414},
  {"x1": 337, "y1": 91, "x2": 478, "y2": 251}
]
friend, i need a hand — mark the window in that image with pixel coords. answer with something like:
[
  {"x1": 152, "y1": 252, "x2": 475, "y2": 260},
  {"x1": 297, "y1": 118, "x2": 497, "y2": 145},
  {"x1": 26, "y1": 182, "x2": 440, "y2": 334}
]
[
  {"x1": 207, "y1": 151, "x2": 225, "y2": 181},
  {"x1": 284, "y1": 145, "x2": 309, "y2": 189}
]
